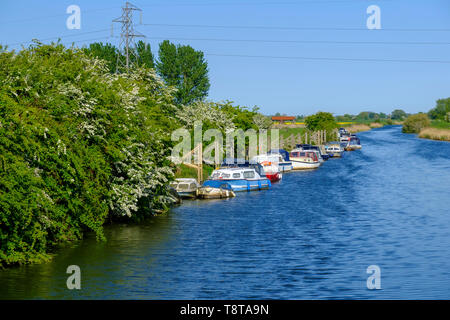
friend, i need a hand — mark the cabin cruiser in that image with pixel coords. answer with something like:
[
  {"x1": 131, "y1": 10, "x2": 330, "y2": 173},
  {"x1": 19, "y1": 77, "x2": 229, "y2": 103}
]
[
  {"x1": 295, "y1": 144, "x2": 330, "y2": 161},
  {"x1": 325, "y1": 142, "x2": 344, "y2": 157},
  {"x1": 345, "y1": 136, "x2": 362, "y2": 151},
  {"x1": 197, "y1": 181, "x2": 236, "y2": 199},
  {"x1": 289, "y1": 149, "x2": 321, "y2": 170},
  {"x1": 267, "y1": 149, "x2": 294, "y2": 172},
  {"x1": 169, "y1": 178, "x2": 200, "y2": 199},
  {"x1": 206, "y1": 161, "x2": 271, "y2": 192},
  {"x1": 250, "y1": 154, "x2": 285, "y2": 182}
]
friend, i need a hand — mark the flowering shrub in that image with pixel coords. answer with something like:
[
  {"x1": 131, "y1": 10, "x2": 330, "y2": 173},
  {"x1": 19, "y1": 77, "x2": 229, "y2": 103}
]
[{"x1": 0, "y1": 43, "x2": 177, "y2": 266}]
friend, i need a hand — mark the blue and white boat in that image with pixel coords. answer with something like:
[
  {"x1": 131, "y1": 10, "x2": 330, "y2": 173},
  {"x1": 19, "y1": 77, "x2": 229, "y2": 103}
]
[
  {"x1": 206, "y1": 162, "x2": 271, "y2": 192},
  {"x1": 266, "y1": 149, "x2": 294, "y2": 172}
]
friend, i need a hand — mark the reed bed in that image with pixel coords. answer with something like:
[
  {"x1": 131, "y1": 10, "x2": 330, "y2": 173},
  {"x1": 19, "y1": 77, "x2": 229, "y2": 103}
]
[
  {"x1": 344, "y1": 124, "x2": 371, "y2": 133},
  {"x1": 419, "y1": 128, "x2": 450, "y2": 141},
  {"x1": 369, "y1": 122, "x2": 384, "y2": 128}
]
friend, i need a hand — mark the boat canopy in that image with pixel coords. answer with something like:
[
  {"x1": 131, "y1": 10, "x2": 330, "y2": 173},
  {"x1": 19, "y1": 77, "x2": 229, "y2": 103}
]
[{"x1": 268, "y1": 149, "x2": 290, "y2": 161}]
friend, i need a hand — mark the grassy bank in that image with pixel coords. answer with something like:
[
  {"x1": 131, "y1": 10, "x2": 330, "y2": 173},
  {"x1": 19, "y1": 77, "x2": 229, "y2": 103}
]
[
  {"x1": 174, "y1": 164, "x2": 215, "y2": 181},
  {"x1": 418, "y1": 128, "x2": 450, "y2": 141}
]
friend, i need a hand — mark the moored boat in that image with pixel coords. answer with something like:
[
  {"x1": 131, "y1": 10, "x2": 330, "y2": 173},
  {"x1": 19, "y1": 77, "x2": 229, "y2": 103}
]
[
  {"x1": 295, "y1": 144, "x2": 330, "y2": 161},
  {"x1": 345, "y1": 136, "x2": 362, "y2": 151},
  {"x1": 197, "y1": 180, "x2": 236, "y2": 199},
  {"x1": 289, "y1": 149, "x2": 321, "y2": 170},
  {"x1": 267, "y1": 149, "x2": 294, "y2": 172},
  {"x1": 169, "y1": 178, "x2": 200, "y2": 199},
  {"x1": 260, "y1": 161, "x2": 282, "y2": 182},
  {"x1": 325, "y1": 141, "x2": 344, "y2": 157},
  {"x1": 207, "y1": 162, "x2": 271, "y2": 192}
]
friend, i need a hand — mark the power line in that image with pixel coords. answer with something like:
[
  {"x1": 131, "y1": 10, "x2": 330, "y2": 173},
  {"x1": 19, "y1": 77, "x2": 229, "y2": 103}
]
[
  {"x1": 3, "y1": 29, "x2": 110, "y2": 48},
  {"x1": 0, "y1": 6, "x2": 121, "y2": 25},
  {"x1": 205, "y1": 53, "x2": 450, "y2": 64},
  {"x1": 145, "y1": 36, "x2": 450, "y2": 46},
  {"x1": 142, "y1": 23, "x2": 450, "y2": 32}
]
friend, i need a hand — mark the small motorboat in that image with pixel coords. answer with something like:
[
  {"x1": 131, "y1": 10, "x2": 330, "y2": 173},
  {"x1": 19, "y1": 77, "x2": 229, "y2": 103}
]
[
  {"x1": 289, "y1": 149, "x2": 321, "y2": 170},
  {"x1": 325, "y1": 142, "x2": 344, "y2": 157},
  {"x1": 267, "y1": 149, "x2": 293, "y2": 172},
  {"x1": 260, "y1": 161, "x2": 282, "y2": 183},
  {"x1": 344, "y1": 136, "x2": 362, "y2": 151},
  {"x1": 169, "y1": 178, "x2": 200, "y2": 199},
  {"x1": 207, "y1": 161, "x2": 271, "y2": 192},
  {"x1": 197, "y1": 180, "x2": 236, "y2": 199},
  {"x1": 295, "y1": 144, "x2": 330, "y2": 161}
]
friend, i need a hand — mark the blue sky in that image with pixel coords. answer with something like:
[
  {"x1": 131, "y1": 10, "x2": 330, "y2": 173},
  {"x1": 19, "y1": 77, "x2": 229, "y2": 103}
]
[{"x1": 1, "y1": 0, "x2": 450, "y2": 116}]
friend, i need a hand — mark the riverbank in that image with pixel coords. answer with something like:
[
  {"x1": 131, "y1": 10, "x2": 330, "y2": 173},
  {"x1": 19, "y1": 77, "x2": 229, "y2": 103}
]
[{"x1": 418, "y1": 128, "x2": 450, "y2": 141}]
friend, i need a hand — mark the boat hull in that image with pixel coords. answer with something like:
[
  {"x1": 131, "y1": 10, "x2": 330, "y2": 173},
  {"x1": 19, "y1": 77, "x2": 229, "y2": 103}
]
[
  {"x1": 290, "y1": 159, "x2": 321, "y2": 170},
  {"x1": 196, "y1": 187, "x2": 235, "y2": 199},
  {"x1": 278, "y1": 162, "x2": 293, "y2": 172},
  {"x1": 266, "y1": 172, "x2": 282, "y2": 183},
  {"x1": 209, "y1": 179, "x2": 271, "y2": 192}
]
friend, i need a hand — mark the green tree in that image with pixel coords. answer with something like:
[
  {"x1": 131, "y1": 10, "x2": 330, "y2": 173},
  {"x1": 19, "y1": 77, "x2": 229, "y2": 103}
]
[
  {"x1": 135, "y1": 40, "x2": 155, "y2": 69},
  {"x1": 84, "y1": 41, "x2": 154, "y2": 73},
  {"x1": 391, "y1": 109, "x2": 407, "y2": 120},
  {"x1": 83, "y1": 42, "x2": 118, "y2": 73},
  {"x1": 305, "y1": 112, "x2": 338, "y2": 131},
  {"x1": 156, "y1": 40, "x2": 210, "y2": 105},
  {"x1": 428, "y1": 98, "x2": 450, "y2": 120}
]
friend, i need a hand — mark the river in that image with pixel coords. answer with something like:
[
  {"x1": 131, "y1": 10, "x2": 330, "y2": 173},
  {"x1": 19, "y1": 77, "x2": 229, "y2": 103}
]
[{"x1": 1, "y1": 125, "x2": 449, "y2": 299}]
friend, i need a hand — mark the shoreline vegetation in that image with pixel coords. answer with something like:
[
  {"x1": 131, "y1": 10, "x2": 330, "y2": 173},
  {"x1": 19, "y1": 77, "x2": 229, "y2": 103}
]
[
  {"x1": 0, "y1": 40, "x2": 448, "y2": 268},
  {"x1": 402, "y1": 102, "x2": 450, "y2": 142}
]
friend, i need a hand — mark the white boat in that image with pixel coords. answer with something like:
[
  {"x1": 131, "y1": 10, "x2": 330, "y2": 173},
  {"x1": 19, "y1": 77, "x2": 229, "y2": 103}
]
[
  {"x1": 169, "y1": 178, "x2": 200, "y2": 199},
  {"x1": 253, "y1": 152, "x2": 293, "y2": 172},
  {"x1": 197, "y1": 181, "x2": 236, "y2": 199},
  {"x1": 207, "y1": 165, "x2": 271, "y2": 192},
  {"x1": 250, "y1": 154, "x2": 285, "y2": 182},
  {"x1": 325, "y1": 142, "x2": 344, "y2": 157},
  {"x1": 289, "y1": 149, "x2": 321, "y2": 170}
]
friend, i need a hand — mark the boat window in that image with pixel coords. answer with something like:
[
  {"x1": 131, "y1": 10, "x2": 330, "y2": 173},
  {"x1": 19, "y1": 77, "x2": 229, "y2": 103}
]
[
  {"x1": 212, "y1": 172, "x2": 220, "y2": 178},
  {"x1": 243, "y1": 171, "x2": 255, "y2": 179},
  {"x1": 232, "y1": 173, "x2": 241, "y2": 178},
  {"x1": 221, "y1": 173, "x2": 230, "y2": 178},
  {"x1": 179, "y1": 184, "x2": 189, "y2": 190},
  {"x1": 189, "y1": 183, "x2": 197, "y2": 189}
]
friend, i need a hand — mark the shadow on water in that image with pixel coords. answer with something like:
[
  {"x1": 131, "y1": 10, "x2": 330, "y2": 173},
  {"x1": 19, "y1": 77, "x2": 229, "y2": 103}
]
[{"x1": 1, "y1": 125, "x2": 450, "y2": 299}]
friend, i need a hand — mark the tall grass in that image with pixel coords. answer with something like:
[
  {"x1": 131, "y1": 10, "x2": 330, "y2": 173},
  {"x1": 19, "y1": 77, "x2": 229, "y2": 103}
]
[
  {"x1": 344, "y1": 124, "x2": 371, "y2": 133},
  {"x1": 419, "y1": 128, "x2": 450, "y2": 141}
]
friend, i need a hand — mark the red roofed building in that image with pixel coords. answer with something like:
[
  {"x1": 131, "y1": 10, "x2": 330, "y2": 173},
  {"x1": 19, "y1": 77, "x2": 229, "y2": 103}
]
[{"x1": 271, "y1": 116, "x2": 296, "y2": 124}]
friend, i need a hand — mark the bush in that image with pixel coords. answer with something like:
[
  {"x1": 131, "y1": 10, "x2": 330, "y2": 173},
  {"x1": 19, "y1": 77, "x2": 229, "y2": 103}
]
[
  {"x1": 402, "y1": 113, "x2": 431, "y2": 133},
  {"x1": 0, "y1": 44, "x2": 177, "y2": 266}
]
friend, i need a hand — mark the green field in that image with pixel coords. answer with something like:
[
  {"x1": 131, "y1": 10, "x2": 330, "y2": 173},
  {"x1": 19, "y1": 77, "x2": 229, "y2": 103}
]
[{"x1": 431, "y1": 120, "x2": 450, "y2": 130}]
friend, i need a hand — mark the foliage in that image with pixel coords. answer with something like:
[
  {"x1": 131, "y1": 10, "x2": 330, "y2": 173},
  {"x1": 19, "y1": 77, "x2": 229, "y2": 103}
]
[
  {"x1": 156, "y1": 40, "x2": 210, "y2": 105},
  {"x1": 83, "y1": 40, "x2": 155, "y2": 74},
  {"x1": 252, "y1": 113, "x2": 272, "y2": 130},
  {"x1": 428, "y1": 98, "x2": 450, "y2": 121},
  {"x1": 391, "y1": 109, "x2": 407, "y2": 120},
  {"x1": 304, "y1": 112, "x2": 338, "y2": 131},
  {"x1": 0, "y1": 43, "x2": 177, "y2": 266},
  {"x1": 402, "y1": 113, "x2": 431, "y2": 133}
]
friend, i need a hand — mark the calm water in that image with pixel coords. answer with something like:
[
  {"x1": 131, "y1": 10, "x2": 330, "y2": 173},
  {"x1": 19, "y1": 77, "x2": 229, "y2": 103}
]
[{"x1": 1, "y1": 125, "x2": 450, "y2": 299}]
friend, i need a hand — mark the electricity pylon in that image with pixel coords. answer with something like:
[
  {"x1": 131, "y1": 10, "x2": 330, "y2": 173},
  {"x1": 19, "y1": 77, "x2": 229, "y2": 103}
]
[{"x1": 112, "y1": 2, "x2": 145, "y2": 73}]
